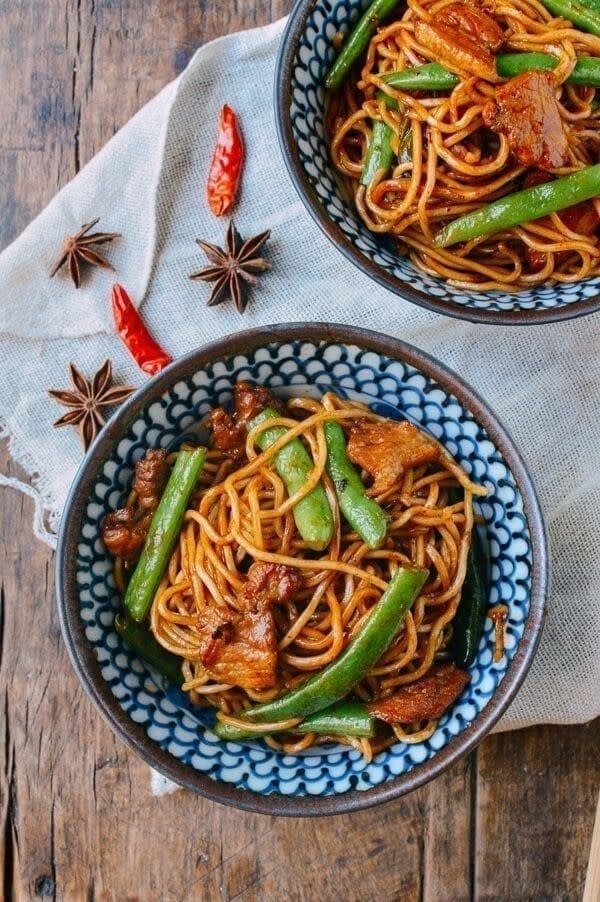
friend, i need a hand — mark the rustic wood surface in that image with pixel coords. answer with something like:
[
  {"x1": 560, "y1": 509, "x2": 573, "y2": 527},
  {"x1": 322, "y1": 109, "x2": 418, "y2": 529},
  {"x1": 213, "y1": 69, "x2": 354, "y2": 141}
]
[{"x1": 0, "y1": 2, "x2": 598, "y2": 900}]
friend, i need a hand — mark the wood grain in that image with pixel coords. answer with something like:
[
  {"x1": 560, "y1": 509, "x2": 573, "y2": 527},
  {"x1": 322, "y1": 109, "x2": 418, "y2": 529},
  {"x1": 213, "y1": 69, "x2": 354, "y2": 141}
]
[
  {"x1": 583, "y1": 791, "x2": 600, "y2": 902},
  {"x1": 0, "y1": 2, "x2": 598, "y2": 900}
]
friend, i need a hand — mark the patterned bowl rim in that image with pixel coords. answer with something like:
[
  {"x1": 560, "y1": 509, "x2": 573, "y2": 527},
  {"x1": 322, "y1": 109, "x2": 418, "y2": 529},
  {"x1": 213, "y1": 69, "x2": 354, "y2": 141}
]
[
  {"x1": 55, "y1": 323, "x2": 549, "y2": 817},
  {"x1": 273, "y1": 1, "x2": 600, "y2": 326}
]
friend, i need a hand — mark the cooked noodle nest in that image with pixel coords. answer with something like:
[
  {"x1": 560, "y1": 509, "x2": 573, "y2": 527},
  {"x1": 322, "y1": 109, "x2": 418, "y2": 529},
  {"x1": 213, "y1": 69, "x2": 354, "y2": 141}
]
[
  {"x1": 146, "y1": 391, "x2": 485, "y2": 756},
  {"x1": 328, "y1": 0, "x2": 600, "y2": 290}
]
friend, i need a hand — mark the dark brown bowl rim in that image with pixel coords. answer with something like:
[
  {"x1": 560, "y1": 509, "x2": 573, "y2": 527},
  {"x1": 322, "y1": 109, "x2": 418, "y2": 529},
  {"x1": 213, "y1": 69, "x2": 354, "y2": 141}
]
[
  {"x1": 273, "y1": 2, "x2": 600, "y2": 326},
  {"x1": 56, "y1": 323, "x2": 549, "y2": 817}
]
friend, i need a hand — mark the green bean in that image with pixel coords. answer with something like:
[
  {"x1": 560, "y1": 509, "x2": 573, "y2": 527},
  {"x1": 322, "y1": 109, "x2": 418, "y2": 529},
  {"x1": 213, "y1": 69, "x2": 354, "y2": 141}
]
[
  {"x1": 324, "y1": 420, "x2": 388, "y2": 548},
  {"x1": 295, "y1": 699, "x2": 374, "y2": 735},
  {"x1": 380, "y1": 55, "x2": 600, "y2": 93},
  {"x1": 446, "y1": 490, "x2": 490, "y2": 668},
  {"x1": 496, "y1": 51, "x2": 557, "y2": 78},
  {"x1": 325, "y1": 0, "x2": 401, "y2": 91},
  {"x1": 435, "y1": 164, "x2": 600, "y2": 247},
  {"x1": 212, "y1": 700, "x2": 375, "y2": 741},
  {"x1": 240, "y1": 566, "x2": 428, "y2": 724},
  {"x1": 115, "y1": 614, "x2": 184, "y2": 686},
  {"x1": 124, "y1": 447, "x2": 206, "y2": 623},
  {"x1": 375, "y1": 92, "x2": 412, "y2": 164},
  {"x1": 497, "y1": 52, "x2": 600, "y2": 85},
  {"x1": 382, "y1": 62, "x2": 459, "y2": 92},
  {"x1": 251, "y1": 407, "x2": 334, "y2": 551},
  {"x1": 361, "y1": 92, "x2": 411, "y2": 187},
  {"x1": 563, "y1": 54, "x2": 600, "y2": 84},
  {"x1": 540, "y1": 0, "x2": 600, "y2": 37},
  {"x1": 377, "y1": 90, "x2": 401, "y2": 112},
  {"x1": 360, "y1": 119, "x2": 395, "y2": 187}
]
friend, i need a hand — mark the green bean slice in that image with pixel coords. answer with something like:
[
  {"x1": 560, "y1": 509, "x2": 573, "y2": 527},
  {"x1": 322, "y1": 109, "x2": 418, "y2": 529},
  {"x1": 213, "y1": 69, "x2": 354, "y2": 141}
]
[
  {"x1": 251, "y1": 407, "x2": 334, "y2": 552},
  {"x1": 124, "y1": 447, "x2": 206, "y2": 623},
  {"x1": 212, "y1": 700, "x2": 375, "y2": 741},
  {"x1": 435, "y1": 164, "x2": 600, "y2": 247},
  {"x1": 324, "y1": 420, "x2": 388, "y2": 548}
]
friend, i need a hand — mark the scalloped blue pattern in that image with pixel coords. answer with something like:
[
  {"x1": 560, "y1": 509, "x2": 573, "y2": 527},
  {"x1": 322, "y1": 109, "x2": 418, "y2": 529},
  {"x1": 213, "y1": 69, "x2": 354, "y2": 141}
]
[
  {"x1": 288, "y1": 0, "x2": 600, "y2": 313},
  {"x1": 76, "y1": 340, "x2": 533, "y2": 798}
]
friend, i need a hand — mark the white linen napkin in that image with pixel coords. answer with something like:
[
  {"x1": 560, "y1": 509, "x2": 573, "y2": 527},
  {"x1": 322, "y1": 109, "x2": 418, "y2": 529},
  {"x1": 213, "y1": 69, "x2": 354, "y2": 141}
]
[{"x1": 1, "y1": 18, "x2": 599, "y2": 766}]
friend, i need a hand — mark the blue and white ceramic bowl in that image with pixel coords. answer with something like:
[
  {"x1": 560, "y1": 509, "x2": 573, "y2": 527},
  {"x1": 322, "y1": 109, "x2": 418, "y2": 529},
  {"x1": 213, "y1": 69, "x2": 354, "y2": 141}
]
[
  {"x1": 56, "y1": 324, "x2": 548, "y2": 815},
  {"x1": 275, "y1": 0, "x2": 600, "y2": 325}
]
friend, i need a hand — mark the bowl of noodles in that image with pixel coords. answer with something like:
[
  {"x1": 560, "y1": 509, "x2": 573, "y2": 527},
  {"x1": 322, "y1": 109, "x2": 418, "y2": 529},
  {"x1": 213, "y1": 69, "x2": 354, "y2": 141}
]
[
  {"x1": 56, "y1": 323, "x2": 548, "y2": 815},
  {"x1": 275, "y1": 0, "x2": 600, "y2": 323}
]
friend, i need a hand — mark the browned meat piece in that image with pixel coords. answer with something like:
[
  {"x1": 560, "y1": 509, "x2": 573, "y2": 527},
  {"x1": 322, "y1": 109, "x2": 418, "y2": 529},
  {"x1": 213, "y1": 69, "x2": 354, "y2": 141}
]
[
  {"x1": 102, "y1": 507, "x2": 151, "y2": 560},
  {"x1": 483, "y1": 72, "x2": 569, "y2": 170},
  {"x1": 560, "y1": 200, "x2": 599, "y2": 235},
  {"x1": 239, "y1": 561, "x2": 303, "y2": 611},
  {"x1": 194, "y1": 605, "x2": 277, "y2": 689},
  {"x1": 132, "y1": 448, "x2": 169, "y2": 509},
  {"x1": 439, "y1": 3, "x2": 504, "y2": 51},
  {"x1": 415, "y1": 3, "x2": 504, "y2": 81},
  {"x1": 102, "y1": 448, "x2": 169, "y2": 561},
  {"x1": 368, "y1": 664, "x2": 470, "y2": 724},
  {"x1": 234, "y1": 381, "x2": 284, "y2": 424},
  {"x1": 201, "y1": 619, "x2": 235, "y2": 667},
  {"x1": 208, "y1": 407, "x2": 247, "y2": 460},
  {"x1": 347, "y1": 419, "x2": 439, "y2": 496},
  {"x1": 195, "y1": 562, "x2": 302, "y2": 690},
  {"x1": 524, "y1": 246, "x2": 547, "y2": 272},
  {"x1": 209, "y1": 381, "x2": 285, "y2": 460}
]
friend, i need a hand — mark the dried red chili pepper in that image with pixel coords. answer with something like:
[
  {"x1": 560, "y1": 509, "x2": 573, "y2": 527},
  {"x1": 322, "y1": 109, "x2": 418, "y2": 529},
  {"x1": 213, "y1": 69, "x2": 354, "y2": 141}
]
[
  {"x1": 111, "y1": 284, "x2": 172, "y2": 376},
  {"x1": 206, "y1": 105, "x2": 244, "y2": 216}
]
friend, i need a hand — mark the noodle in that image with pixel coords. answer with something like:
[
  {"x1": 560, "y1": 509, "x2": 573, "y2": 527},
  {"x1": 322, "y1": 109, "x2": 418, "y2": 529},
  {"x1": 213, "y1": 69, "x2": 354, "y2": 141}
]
[
  {"x1": 328, "y1": 0, "x2": 600, "y2": 290},
  {"x1": 140, "y1": 391, "x2": 484, "y2": 756}
]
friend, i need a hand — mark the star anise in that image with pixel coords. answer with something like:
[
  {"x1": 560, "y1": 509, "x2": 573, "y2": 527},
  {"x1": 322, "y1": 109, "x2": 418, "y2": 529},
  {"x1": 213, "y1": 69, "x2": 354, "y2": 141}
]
[
  {"x1": 48, "y1": 360, "x2": 134, "y2": 451},
  {"x1": 49, "y1": 218, "x2": 121, "y2": 289},
  {"x1": 189, "y1": 221, "x2": 271, "y2": 313}
]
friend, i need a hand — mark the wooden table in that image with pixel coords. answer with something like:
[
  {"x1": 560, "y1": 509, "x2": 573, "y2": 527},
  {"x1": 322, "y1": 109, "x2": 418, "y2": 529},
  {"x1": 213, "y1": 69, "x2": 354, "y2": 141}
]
[{"x1": 1, "y1": 2, "x2": 598, "y2": 899}]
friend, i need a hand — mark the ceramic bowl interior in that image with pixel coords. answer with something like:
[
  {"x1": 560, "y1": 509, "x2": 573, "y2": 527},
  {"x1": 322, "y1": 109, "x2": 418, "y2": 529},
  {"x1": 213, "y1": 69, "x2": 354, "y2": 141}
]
[
  {"x1": 56, "y1": 324, "x2": 548, "y2": 816},
  {"x1": 275, "y1": 0, "x2": 600, "y2": 324}
]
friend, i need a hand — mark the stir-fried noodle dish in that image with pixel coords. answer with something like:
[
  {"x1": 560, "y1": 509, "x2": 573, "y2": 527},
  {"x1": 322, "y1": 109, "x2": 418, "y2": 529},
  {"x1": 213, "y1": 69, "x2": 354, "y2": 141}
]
[
  {"x1": 102, "y1": 383, "x2": 502, "y2": 759},
  {"x1": 326, "y1": 0, "x2": 600, "y2": 290}
]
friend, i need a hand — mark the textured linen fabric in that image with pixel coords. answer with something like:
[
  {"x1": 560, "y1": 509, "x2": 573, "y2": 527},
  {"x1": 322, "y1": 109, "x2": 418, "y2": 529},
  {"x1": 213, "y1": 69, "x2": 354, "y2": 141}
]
[{"x1": 1, "y1": 18, "x2": 599, "y2": 747}]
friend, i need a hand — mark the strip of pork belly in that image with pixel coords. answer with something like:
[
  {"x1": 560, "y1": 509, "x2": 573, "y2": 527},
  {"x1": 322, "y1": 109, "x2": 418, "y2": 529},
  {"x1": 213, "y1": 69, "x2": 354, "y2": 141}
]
[
  {"x1": 347, "y1": 419, "x2": 439, "y2": 497},
  {"x1": 194, "y1": 562, "x2": 302, "y2": 691}
]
